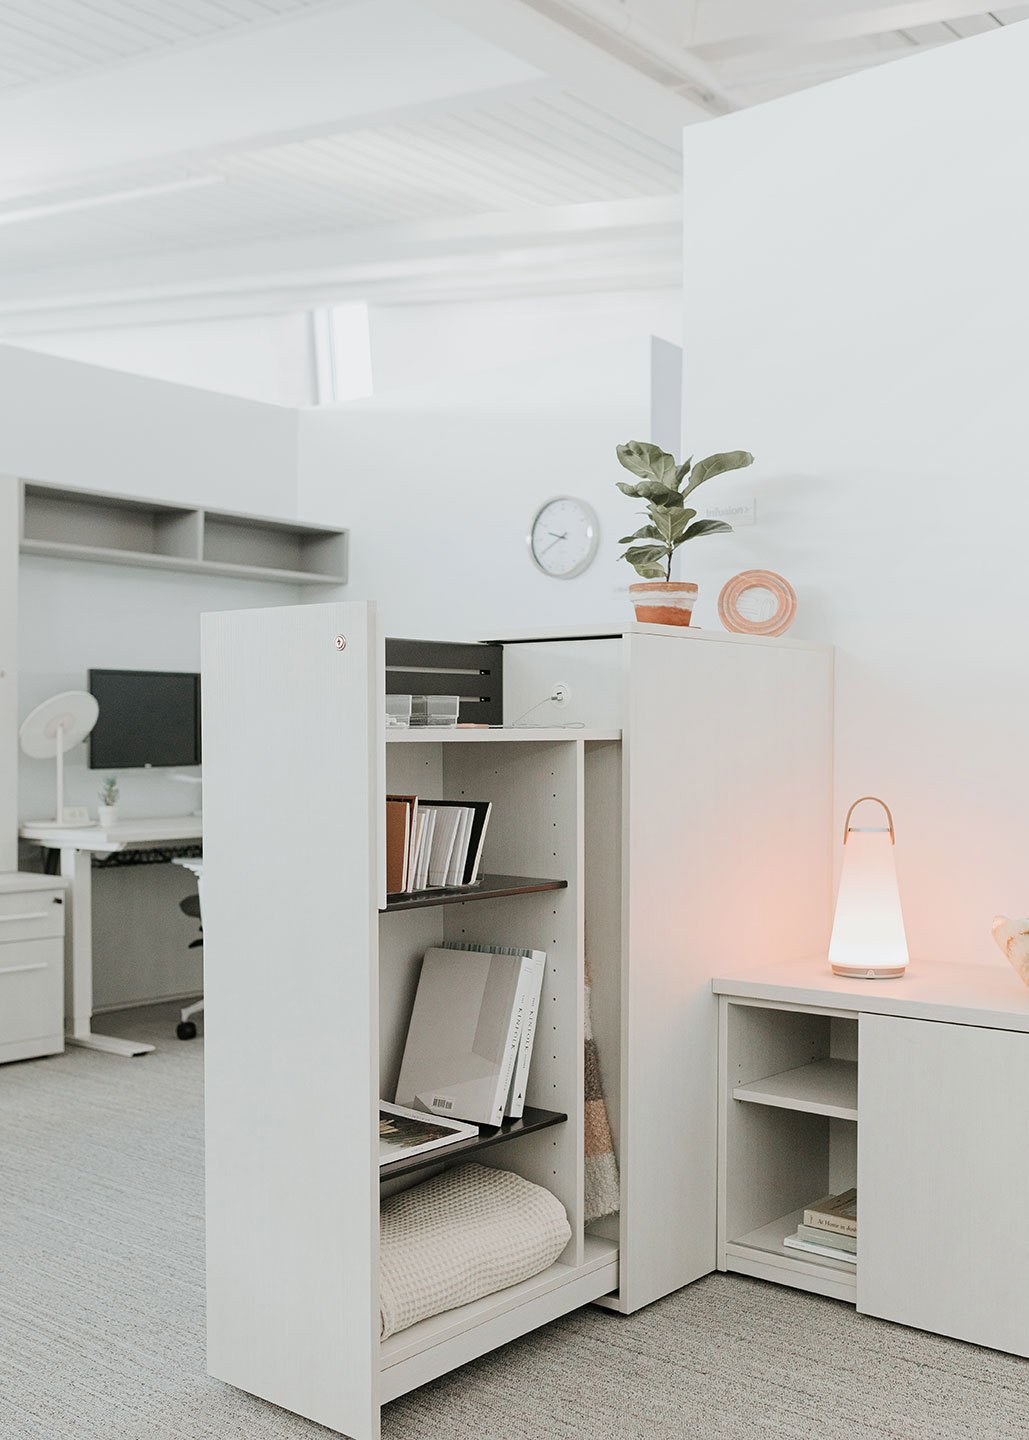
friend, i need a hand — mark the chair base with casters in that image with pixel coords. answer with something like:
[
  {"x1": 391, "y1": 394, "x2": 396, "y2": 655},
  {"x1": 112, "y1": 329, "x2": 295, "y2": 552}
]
[{"x1": 174, "y1": 857, "x2": 204, "y2": 1039}]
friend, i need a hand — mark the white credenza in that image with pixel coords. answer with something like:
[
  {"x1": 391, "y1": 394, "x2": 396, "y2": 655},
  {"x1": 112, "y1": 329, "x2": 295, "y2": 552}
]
[
  {"x1": 715, "y1": 958, "x2": 1029, "y2": 1358},
  {"x1": 0, "y1": 872, "x2": 67, "y2": 1064}
]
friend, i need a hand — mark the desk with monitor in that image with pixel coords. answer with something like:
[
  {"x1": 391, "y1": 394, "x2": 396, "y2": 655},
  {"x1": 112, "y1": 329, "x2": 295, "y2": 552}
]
[
  {"x1": 20, "y1": 815, "x2": 204, "y2": 1056},
  {"x1": 19, "y1": 667, "x2": 204, "y2": 1056}
]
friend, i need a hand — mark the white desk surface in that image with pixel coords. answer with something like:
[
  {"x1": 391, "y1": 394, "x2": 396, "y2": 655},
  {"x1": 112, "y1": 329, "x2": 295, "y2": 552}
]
[
  {"x1": 0, "y1": 870, "x2": 68, "y2": 893},
  {"x1": 19, "y1": 815, "x2": 202, "y2": 853},
  {"x1": 713, "y1": 956, "x2": 1029, "y2": 1033}
]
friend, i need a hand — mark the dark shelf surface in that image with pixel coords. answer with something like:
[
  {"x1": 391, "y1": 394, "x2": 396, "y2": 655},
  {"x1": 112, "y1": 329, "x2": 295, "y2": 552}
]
[
  {"x1": 382, "y1": 873, "x2": 567, "y2": 913},
  {"x1": 380, "y1": 1106, "x2": 567, "y2": 1183}
]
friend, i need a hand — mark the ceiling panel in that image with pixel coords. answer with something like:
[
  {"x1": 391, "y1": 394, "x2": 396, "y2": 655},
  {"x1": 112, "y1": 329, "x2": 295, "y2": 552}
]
[
  {"x1": 0, "y1": 0, "x2": 325, "y2": 92},
  {"x1": 0, "y1": 90, "x2": 681, "y2": 272}
]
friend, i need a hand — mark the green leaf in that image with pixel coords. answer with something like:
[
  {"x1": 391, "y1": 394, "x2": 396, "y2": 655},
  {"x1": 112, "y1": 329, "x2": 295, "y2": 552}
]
[
  {"x1": 669, "y1": 507, "x2": 698, "y2": 540},
  {"x1": 621, "y1": 544, "x2": 667, "y2": 565},
  {"x1": 681, "y1": 518, "x2": 733, "y2": 541},
  {"x1": 616, "y1": 441, "x2": 677, "y2": 485},
  {"x1": 616, "y1": 481, "x2": 641, "y2": 498},
  {"x1": 673, "y1": 456, "x2": 694, "y2": 484},
  {"x1": 682, "y1": 450, "x2": 754, "y2": 498},
  {"x1": 635, "y1": 481, "x2": 682, "y2": 506},
  {"x1": 617, "y1": 526, "x2": 661, "y2": 544},
  {"x1": 629, "y1": 562, "x2": 666, "y2": 579}
]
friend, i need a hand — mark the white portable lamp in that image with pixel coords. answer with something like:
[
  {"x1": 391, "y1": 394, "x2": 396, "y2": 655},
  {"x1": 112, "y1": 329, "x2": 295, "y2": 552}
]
[
  {"x1": 19, "y1": 691, "x2": 100, "y2": 829},
  {"x1": 828, "y1": 796, "x2": 910, "y2": 979}
]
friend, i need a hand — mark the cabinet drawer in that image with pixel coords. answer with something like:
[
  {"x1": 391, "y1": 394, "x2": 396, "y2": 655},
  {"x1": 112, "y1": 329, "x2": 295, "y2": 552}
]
[
  {"x1": 0, "y1": 889, "x2": 65, "y2": 943},
  {"x1": 0, "y1": 936, "x2": 63, "y2": 1047}
]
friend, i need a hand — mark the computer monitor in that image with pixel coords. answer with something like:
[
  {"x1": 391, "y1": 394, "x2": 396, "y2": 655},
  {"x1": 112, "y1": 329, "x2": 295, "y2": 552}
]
[{"x1": 88, "y1": 669, "x2": 201, "y2": 770}]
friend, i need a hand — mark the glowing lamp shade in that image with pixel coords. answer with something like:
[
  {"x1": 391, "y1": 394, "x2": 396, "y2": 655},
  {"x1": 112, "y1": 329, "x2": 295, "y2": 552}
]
[{"x1": 829, "y1": 797, "x2": 909, "y2": 979}]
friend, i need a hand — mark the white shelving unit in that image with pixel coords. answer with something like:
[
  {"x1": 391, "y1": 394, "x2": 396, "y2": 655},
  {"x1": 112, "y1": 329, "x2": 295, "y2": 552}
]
[
  {"x1": 715, "y1": 959, "x2": 1029, "y2": 1353},
  {"x1": 19, "y1": 479, "x2": 347, "y2": 584},
  {"x1": 201, "y1": 603, "x2": 833, "y2": 1438}
]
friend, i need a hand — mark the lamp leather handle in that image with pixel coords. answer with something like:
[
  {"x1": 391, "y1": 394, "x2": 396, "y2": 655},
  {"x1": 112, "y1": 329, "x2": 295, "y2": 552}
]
[{"x1": 842, "y1": 795, "x2": 895, "y2": 845}]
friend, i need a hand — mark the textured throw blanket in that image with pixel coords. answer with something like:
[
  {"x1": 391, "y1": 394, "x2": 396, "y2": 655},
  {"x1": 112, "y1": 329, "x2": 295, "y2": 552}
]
[
  {"x1": 380, "y1": 1163, "x2": 571, "y2": 1339},
  {"x1": 584, "y1": 957, "x2": 620, "y2": 1223}
]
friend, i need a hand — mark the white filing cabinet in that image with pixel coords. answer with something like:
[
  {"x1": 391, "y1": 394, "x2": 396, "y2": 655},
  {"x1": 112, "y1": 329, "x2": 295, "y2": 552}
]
[
  {"x1": 0, "y1": 872, "x2": 67, "y2": 1064},
  {"x1": 715, "y1": 958, "x2": 1029, "y2": 1358}
]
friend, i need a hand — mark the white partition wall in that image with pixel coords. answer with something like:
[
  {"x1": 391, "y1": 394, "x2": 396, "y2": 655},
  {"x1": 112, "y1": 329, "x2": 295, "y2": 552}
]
[
  {"x1": 680, "y1": 22, "x2": 1029, "y2": 967},
  {"x1": 0, "y1": 477, "x2": 17, "y2": 872}
]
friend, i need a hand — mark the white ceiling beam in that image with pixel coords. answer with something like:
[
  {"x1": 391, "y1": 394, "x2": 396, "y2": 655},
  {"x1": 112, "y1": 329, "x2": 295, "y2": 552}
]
[
  {"x1": 0, "y1": 0, "x2": 540, "y2": 201},
  {"x1": 695, "y1": 1, "x2": 1011, "y2": 60},
  {"x1": 0, "y1": 195, "x2": 682, "y2": 331},
  {"x1": 419, "y1": 0, "x2": 710, "y2": 143}
]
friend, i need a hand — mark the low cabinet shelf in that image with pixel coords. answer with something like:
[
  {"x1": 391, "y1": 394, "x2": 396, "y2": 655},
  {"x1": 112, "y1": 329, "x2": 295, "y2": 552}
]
[{"x1": 715, "y1": 959, "x2": 1029, "y2": 1355}]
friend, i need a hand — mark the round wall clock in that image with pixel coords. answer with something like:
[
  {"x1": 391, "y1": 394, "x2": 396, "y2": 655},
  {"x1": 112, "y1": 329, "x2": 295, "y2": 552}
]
[{"x1": 528, "y1": 496, "x2": 600, "y2": 579}]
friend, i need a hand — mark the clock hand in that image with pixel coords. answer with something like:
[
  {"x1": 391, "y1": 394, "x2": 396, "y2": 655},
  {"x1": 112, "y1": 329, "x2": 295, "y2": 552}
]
[
  {"x1": 539, "y1": 534, "x2": 567, "y2": 556},
  {"x1": 548, "y1": 531, "x2": 569, "y2": 541}
]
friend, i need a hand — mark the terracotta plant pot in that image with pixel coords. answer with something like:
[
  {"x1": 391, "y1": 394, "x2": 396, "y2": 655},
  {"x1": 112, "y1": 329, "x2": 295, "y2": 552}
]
[{"x1": 629, "y1": 581, "x2": 698, "y2": 627}]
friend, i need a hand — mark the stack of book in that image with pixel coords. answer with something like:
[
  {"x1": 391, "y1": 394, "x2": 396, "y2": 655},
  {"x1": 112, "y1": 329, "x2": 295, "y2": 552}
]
[
  {"x1": 393, "y1": 942, "x2": 547, "y2": 1129},
  {"x1": 783, "y1": 1188, "x2": 857, "y2": 1265},
  {"x1": 385, "y1": 794, "x2": 492, "y2": 896}
]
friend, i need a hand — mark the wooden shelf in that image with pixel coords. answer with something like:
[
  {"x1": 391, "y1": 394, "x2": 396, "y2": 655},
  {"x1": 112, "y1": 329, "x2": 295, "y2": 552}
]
[
  {"x1": 382, "y1": 873, "x2": 567, "y2": 913},
  {"x1": 733, "y1": 1058, "x2": 858, "y2": 1121},
  {"x1": 380, "y1": 1106, "x2": 567, "y2": 1183}
]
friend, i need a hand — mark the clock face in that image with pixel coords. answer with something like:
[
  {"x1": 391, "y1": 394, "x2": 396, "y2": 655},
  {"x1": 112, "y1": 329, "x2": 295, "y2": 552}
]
[{"x1": 528, "y1": 496, "x2": 600, "y2": 579}]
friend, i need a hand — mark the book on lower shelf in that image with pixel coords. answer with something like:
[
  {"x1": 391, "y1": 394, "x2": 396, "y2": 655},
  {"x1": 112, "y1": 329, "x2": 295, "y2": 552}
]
[
  {"x1": 784, "y1": 1188, "x2": 858, "y2": 1264},
  {"x1": 803, "y1": 1187, "x2": 857, "y2": 1237},
  {"x1": 395, "y1": 942, "x2": 547, "y2": 1126},
  {"x1": 379, "y1": 1102, "x2": 479, "y2": 1166}
]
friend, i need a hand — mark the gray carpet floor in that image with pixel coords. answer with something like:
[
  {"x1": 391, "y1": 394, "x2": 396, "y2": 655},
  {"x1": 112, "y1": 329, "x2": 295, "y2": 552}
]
[{"x1": 2, "y1": 1005, "x2": 1027, "y2": 1440}]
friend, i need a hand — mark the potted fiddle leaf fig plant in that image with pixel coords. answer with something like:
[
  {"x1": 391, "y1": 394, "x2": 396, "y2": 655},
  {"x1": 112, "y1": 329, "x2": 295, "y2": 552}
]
[{"x1": 616, "y1": 441, "x2": 754, "y2": 626}]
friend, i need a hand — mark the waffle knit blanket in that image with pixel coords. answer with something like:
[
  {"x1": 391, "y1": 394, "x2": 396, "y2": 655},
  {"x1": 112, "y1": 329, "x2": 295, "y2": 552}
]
[{"x1": 584, "y1": 957, "x2": 620, "y2": 1223}]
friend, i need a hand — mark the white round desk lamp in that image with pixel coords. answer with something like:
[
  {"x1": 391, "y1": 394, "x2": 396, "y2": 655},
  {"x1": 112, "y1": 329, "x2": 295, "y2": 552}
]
[{"x1": 19, "y1": 691, "x2": 100, "y2": 829}]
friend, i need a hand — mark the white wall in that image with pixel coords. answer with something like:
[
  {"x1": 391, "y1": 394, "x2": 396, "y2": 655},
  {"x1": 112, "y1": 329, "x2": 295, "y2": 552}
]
[
  {"x1": 367, "y1": 289, "x2": 681, "y2": 394},
  {"x1": 0, "y1": 344, "x2": 299, "y2": 511},
  {"x1": 16, "y1": 314, "x2": 317, "y2": 410},
  {"x1": 681, "y1": 23, "x2": 1029, "y2": 968},
  {"x1": 298, "y1": 337, "x2": 675, "y2": 639},
  {"x1": 1, "y1": 345, "x2": 301, "y2": 1006}
]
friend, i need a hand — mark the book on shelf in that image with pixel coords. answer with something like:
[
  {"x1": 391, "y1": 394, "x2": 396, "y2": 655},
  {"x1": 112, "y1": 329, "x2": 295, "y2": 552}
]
[
  {"x1": 783, "y1": 1231, "x2": 857, "y2": 1265},
  {"x1": 378, "y1": 1101, "x2": 478, "y2": 1166},
  {"x1": 441, "y1": 941, "x2": 547, "y2": 1120},
  {"x1": 385, "y1": 797, "x2": 413, "y2": 895},
  {"x1": 795, "y1": 1222, "x2": 856, "y2": 1254},
  {"x1": 385, "y1": 795, "x2": 493, "y2": 896},
  {"x1": 803, "y1": 1188, "x2": 857, "y2": 1237},
  {"x1": 394, "y1": 944, "x2": 539, "y2": 1126}
]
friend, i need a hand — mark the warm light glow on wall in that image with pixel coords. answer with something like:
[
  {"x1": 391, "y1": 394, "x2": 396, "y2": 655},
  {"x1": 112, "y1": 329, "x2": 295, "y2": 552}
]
[{"x1": 829, "y1": 796, "x2": 909, "y2": 979}]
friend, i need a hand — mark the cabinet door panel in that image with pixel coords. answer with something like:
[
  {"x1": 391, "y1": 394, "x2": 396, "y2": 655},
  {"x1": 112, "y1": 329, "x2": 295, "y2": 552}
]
[{"x1": 858, "y1": 1013, "x2": 1029, "y2": 1356}]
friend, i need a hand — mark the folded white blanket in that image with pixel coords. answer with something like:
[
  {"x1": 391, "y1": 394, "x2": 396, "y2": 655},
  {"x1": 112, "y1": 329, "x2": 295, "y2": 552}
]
[{"x1": 380, "y1": 1163, "x2": 571, "y2": 1339}]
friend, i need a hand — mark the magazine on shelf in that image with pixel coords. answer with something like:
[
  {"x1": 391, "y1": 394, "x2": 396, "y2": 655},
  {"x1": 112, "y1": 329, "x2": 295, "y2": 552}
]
[
  {"x1": 441, "y1": 941, "x2": 547, "y2": 1119},
  {"x1": 395, "y1": 945, "x2": 530, "y2": 1126},
  {"x1": 378, "y1": 1101, "x2": 478, "y2": 1166},
  {"x1": 783, "y1": 1232, "x2": 857, "y2": 1265}
]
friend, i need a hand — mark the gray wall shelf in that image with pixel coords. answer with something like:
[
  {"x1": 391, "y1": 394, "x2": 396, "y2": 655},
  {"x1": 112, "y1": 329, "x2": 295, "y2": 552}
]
[{"x1": 20, "y1": 480, "x2": 347, "y2": 585}]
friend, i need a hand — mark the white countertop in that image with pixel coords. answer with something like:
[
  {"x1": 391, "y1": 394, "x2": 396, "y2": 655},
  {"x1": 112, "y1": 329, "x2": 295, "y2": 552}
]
[
  {"x1": 20, "y1": 815, "x2": 203, "y2": 852},
  {"x1": 713, "y1": 956, "x2": 1029, "y2": 1032}
]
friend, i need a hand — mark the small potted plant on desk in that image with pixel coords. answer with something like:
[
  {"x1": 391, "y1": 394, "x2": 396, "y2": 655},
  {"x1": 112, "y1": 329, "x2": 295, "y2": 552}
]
[
  {"x1": 616, "y1": 441, "x2": 753, "y2": 626},
  {"x1": 97, "y1": 776, "x2": 120, "y2": 825}
]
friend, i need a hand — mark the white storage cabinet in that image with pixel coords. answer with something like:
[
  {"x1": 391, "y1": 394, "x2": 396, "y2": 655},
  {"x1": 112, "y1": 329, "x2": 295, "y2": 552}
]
[
  {"x1": 0, "y1": 873, "x2": 67, "y2": 1064},
  {"x1": 201, "y1": 603, "x2": 832, "y2": 1439}
]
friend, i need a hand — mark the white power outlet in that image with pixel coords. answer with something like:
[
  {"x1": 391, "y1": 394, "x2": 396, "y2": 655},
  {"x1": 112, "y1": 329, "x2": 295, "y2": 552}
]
[{"x1": 551, "y1": 683, "x2": 571, "y2": 706}]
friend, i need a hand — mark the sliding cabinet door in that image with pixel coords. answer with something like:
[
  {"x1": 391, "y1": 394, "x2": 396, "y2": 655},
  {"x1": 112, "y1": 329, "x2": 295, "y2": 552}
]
[{"x1": 858, "y1": 1013, "x2": 1029, "y2": 1357}]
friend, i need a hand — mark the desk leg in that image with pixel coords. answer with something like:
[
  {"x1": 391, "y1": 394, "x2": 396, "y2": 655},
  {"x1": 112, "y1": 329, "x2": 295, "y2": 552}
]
[{"x1": 61, "y1": 846, "x2": 155, "y2": 1058}]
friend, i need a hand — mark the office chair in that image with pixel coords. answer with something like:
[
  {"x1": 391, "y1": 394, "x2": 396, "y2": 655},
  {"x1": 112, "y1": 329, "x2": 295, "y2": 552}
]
[{"x1": 174, "y1": 858, "x2": 204, "y2": 1039}]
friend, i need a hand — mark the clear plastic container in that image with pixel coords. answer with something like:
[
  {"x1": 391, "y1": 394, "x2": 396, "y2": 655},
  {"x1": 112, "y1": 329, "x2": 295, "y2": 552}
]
[
  {"x1": 410, "y1": 695, "x2": 460, "y2": 727},
  {"x1": 385, "y1": 694, "x2": 412, "y2": 728}
]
